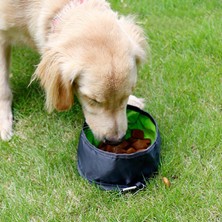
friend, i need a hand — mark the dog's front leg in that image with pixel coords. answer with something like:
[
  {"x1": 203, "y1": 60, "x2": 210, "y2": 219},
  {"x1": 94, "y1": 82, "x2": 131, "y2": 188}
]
[{"x1": 0, "y1": 39, "x2": 13, "y2": 141}]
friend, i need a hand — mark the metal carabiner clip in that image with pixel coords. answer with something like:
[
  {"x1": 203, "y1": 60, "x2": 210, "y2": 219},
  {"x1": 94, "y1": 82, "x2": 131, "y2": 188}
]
[{"x1": 121, "y1": 182, "x2": 146, "y2": 194}]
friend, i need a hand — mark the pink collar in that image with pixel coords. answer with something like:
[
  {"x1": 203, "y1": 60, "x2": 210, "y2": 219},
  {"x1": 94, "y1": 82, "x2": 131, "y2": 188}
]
[{"x1": 51, "y1": 0, "x2": 85, "y2": 32}]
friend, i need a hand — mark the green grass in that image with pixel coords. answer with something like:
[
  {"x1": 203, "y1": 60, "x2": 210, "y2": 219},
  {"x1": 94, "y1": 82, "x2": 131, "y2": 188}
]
[{"x1": 1, "y1": 0, "x2": 222, "y2": 221}]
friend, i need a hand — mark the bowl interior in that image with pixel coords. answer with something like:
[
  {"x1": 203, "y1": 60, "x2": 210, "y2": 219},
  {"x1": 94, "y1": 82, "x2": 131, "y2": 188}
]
[{"x1": 84, "y1": 108, "x2": 157, "y2": 148}]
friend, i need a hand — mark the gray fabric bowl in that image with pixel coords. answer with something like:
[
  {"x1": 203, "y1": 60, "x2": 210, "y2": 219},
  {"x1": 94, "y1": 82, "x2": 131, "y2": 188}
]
[{"x1": 77, "y1": 105, "x2": 161, "y2": 192}]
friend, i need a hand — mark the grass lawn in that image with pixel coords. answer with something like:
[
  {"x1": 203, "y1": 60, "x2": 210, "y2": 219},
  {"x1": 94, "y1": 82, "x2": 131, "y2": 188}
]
[{"x1": 1, "y1": 0, "x2": 222, "y2": 221}]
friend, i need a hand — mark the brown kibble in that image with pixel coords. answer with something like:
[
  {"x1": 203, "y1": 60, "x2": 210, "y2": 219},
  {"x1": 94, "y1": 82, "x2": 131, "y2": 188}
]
[
  {"x1": 144, "y1": 139, "x2": 151, "y2": 148},
  {"x1": 98, "y1": 142, "x2": 107, "y2": 151},
  {"x1": 106, "y1": 145, "x2": 114, "y2": 152},
  {"x1": 115, "y1": 140, "x2": 129, "y2": 150},
  {"x1": 97, "y1": 129, "x2": 152, "y2": 154},
  {"x1": 98, "y1": 142, "x2": 105, "y2": 149},
  {"x1": 132, "y1": 139, "x2": 151, "y2": 150},
  {"x1": 126, "y1": 147, "x2": 136, "y2": 154},
  {"x1": 112, "y1": 140, "x2": 129, "y2": 153},
  {"x1": 126, "y1": 137, "x2": 137, "y2": 144},
  {"x1": 162, "y1": 177, "x2": 171, "y2": 188},
  {"x1": 131, "y1": 129, "x2": 144, "y2": 139},
  {"x1": 99, "y1": 146, "x2": 106, "y2": 151},
  {"x1": 115, "y1": 149, "x2": 127, "y2": 154}
]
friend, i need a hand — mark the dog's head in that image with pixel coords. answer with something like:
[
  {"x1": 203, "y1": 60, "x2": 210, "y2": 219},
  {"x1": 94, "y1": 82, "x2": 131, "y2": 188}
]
[{"x1": 35, "y1": 14, "x2": 147, "y2": 143}]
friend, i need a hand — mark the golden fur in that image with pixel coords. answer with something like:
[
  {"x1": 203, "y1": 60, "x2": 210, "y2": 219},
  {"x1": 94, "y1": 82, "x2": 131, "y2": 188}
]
[{"x1": 0, "y1": 0, "x2": 147, "y2": 142}]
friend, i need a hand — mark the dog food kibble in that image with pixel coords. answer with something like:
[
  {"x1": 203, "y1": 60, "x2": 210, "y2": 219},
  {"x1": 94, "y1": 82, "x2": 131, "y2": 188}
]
[
  {"x1": 115, "y1": 148, "x2": 127, "y2": 154},
  {"x1": 131, "y1": 139, "x2": 151, "y2": 150},
  {"x1": 162, "y1": 177, "x2": 171, "y2": 188},
  {"x1": 98, "y1": 129, "x2": 151, "y2": 154},
  {"x1": 106, "y1": 145, "x2": 114, "y2": 153},
  {"x1": 131, "y1": 129, "x2": 144, "y2": 139},
  {"x1": 126, "y1": 147, "x2": 136, "y2": 154}
]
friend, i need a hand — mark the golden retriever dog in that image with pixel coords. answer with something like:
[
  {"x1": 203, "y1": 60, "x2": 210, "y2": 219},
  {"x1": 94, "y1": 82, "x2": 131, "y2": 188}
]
[{"x1": 0, "y1": 0, "x2": 147, "y2": 143}]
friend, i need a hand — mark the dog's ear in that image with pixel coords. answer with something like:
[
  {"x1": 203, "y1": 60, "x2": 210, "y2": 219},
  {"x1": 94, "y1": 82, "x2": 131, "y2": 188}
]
[
  {"x1": 34, "y1": 50, "x2": 77, "y2": 112},
  {"x1": 119, "y1": 16, "x2": 149, "y2": 65}
]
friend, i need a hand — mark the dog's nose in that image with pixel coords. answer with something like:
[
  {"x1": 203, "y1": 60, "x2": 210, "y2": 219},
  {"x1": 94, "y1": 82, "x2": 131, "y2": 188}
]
[{"x1": 104, "y1": 136, "x2": 125, "y2": 146}]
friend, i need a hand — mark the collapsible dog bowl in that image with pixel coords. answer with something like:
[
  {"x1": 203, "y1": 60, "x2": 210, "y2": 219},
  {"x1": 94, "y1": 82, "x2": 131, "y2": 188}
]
[{"x1": 77, "y1": 105, "x2": 161, "y2": 192}]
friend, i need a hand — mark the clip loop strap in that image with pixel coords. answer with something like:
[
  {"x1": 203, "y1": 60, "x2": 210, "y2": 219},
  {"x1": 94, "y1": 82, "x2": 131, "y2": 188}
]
[{"x1": 121, "y1": 182, "x2": 146, "y2": 194}]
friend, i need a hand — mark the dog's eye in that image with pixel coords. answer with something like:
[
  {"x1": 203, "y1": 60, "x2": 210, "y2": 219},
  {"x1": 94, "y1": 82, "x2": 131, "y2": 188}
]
[
  {"x1": 88, "y1": 98, "x2": 101, "y2": 106},
  {"x1": 82, "y1": 94, "x2": 101, "y2": 106}
]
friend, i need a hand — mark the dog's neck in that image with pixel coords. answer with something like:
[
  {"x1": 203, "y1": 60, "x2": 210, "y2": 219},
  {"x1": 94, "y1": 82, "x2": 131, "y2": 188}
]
[{"x1": 51, "y1": 0, "x2": 86, "y2": 33}]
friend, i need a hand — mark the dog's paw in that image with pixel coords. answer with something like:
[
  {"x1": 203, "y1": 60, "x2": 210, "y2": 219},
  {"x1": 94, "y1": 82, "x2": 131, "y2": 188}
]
[
  {"x1": 0, "y1": 112, "x2": 13, "y2": 141},
  {"x1": 127, "y1": 95, "x2": 145, "y2": 110}
]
